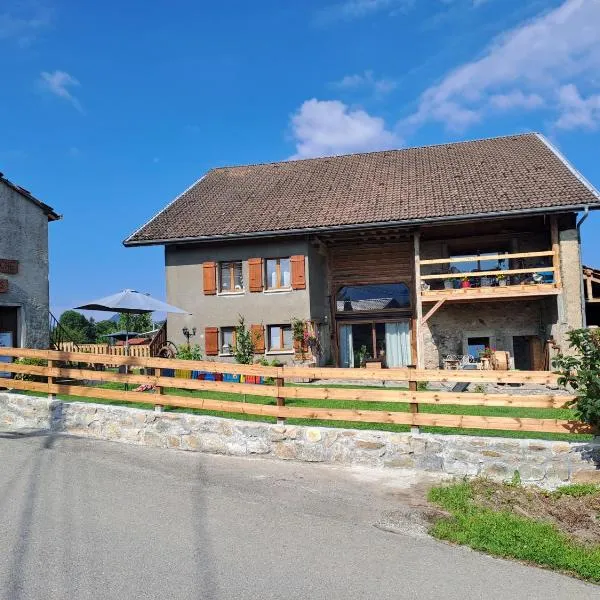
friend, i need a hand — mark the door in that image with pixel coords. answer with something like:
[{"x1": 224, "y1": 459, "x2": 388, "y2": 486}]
[
  {"x1": 338, "y1": 321, "x2": 411, "y2": 367},
  {"x1": 0, "y1": 307, "x2": 18, "y2": 346}
]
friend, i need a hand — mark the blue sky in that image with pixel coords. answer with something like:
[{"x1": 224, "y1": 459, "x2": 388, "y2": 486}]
[{"x1": 1, "y1": 0, "x2": 599, "y2": 316}]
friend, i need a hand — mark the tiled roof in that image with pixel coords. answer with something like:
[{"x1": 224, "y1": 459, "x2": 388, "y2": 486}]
[
  {"x1": 0, "y1": 172, "x2": 60, "y2": 221},
  {"x1": 125, "y1": 133, "x2": 600, "y2": 245}
]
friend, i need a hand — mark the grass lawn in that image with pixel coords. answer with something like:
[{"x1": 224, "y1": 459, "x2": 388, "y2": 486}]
[
  {"x1": 427, "y1": 479, "x2": 600, "y2": 583},
  {"x1": 25, "y1": 378, "x2": 591, "y2": 442}
]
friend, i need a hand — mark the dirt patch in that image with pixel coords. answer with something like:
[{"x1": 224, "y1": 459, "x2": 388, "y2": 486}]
[{"x1": 467, "y1": 479, "x2": 600, "y2": 545}]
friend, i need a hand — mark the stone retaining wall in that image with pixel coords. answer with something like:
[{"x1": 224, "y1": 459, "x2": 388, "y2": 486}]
[{"x1": 2, "y1": 392, "x2": 599, "y2": 487}]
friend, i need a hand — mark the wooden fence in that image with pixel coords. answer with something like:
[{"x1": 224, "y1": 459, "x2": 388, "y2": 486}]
[
  {"x1": 55, "y1": 342, "x2": 151, "y2": 358},
  {"x1": 0, "y1": 347, "x2": 591, "y2": 435}
]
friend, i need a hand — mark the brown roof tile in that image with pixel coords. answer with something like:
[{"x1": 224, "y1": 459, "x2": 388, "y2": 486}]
[{"x1": 125, "y1": 133, "x2": 599, "y2": 245}]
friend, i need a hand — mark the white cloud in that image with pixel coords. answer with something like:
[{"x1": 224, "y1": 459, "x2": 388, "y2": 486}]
[
  {"x1": 289, "y1": 99, "x2": 400, "y2": 159},
  {"x1": 555, "y1": 84, "x2": 600, "y2": 130},
  {"x1": 489, "y1": 91, "x2": 544, "y2": 111},
  {"x1": 332, "y1": 70, "x2": 397, "y2": 95},
  {"x1": 40, "y1": 70, "x2": 83, "y2": 113},
  {"x1": 316, "y1": 0, "x2": 413, "y2": 24},
  {"x1": 404, "y1": 0, "x2": 600, "y2": 132},
  {"x1": 0, "y1": 2, "x2": 52, "y2": 46}
]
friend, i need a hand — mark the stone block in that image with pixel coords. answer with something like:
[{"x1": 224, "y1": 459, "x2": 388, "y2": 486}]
[
  {"x1": 571, "y1": 470, "x2": 600, "y2": 484},
  {"x1": 273, "y1": 442, "x2": 298, "y2": 460},
  {"x1": 305, "y1": 429, "x2": 322, "y2": 443},
  {"x1": 384, "y1": 456, "x2": 416, "y2": 469}
]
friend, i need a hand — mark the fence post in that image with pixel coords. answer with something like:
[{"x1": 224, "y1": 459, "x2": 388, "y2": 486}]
[
  {"x1": 47, "y1": 358, "x2": 56, "y2": 400},
  {"x1": 407, "y1": 365, "x2": 420, "y2": 434},
  {"x1": 276, "y1": 374, "x2": 285, "y2": 425},
  {"x1": 154, "y1": 367, "x2": 164, "y2": 413}
]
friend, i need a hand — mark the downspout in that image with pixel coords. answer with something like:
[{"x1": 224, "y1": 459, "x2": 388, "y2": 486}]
[{"x1": 577, "y1": 207, "x2": 590, "y2": 328}]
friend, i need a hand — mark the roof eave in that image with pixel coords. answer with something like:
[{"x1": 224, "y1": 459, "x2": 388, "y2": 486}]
[{"x1": 123, "y1": 202, "x2": 600, "y2": 247}]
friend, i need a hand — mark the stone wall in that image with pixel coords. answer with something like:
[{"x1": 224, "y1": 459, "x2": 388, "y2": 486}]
[
  {"x1": 423, "y1": 300, "x2": 544, "y2": 369},
  {"x1": 2, "y1": 392, "x2": 599, "y2": 487}
]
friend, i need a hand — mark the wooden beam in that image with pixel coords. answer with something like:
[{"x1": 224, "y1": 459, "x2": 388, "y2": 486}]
[
  {"x1": 421, "y1": 283, "x2": 559, "y2": 303},
  {"x1": 421, "y1": 266, "x2": 555, "y2": 281},
  {"x1": 586, "y1": 274, "x2": 594, "y2": 301},
  {"x1": 550, "y1": 216, "x2": 561, "y2": 289},
  {"x1": 421, "y1": 299, "x2": 446, "y2": 325},
  {"x1": 420, "y1": 250, "x2": 553, "y2": 266},
  {"x1": 413, "y1": 230, "x2": 424, "y2": 369}
]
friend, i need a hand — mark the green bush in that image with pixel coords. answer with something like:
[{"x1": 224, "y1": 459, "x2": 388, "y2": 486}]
[
  {"x1": 553, "y1": 328, "x2": 600, "y2": 427},
  {"x1": 175, "y1": 344, "x2": 203, "y2": 361},
  {"x1": 13, "y1": 357, "x2": 48, "y2": 382}
]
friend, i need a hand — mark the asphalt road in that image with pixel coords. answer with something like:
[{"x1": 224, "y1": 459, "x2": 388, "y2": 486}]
[{"x1": 0, "y1": 431, "x2": 597, "y2": 600}]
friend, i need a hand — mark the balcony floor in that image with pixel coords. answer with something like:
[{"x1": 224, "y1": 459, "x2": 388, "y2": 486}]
[{"x1": 421, "y1": 283, "x2": 560, "y2": 303}]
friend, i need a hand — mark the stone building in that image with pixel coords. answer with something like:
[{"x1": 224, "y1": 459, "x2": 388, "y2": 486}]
[
  {"x1": 124, "y1": 133, "x2": 600, "y2": 369},
  {"x1": 0, "y1": 173, "x2": 60, "y2": 348}
]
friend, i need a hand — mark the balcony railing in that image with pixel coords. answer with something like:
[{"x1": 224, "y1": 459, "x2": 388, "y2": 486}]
[{"x1": 418, "y1": 250, "x2": 561, "y2": 301}]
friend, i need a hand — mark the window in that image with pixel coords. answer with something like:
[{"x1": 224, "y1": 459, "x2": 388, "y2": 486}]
[
  {"x1": 219, "y1": 261, "x2": 243, "y2": 293},
  {"x1": 336, "y1": 283, "x2": 411, "y2": 312},
  {"x1": 448, "y1": 249, "x2": 509, "y2": 275},
  {"x1": 220, "y1": 327, "x2": 236, "y2": 354},
  {"x1": 268, "y1": 325, "x2": 293, "y2": 352},
  {"x1": 266, "y1": 258, "x2": 291, "y2": 290}
]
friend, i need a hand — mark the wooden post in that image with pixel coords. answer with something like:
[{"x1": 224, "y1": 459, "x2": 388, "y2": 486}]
[
  {"x1": 154, "y1": 368, "x2": 164, "y2": 412},
  {"x1": 550, "y1": 216, "x2": 561, "y2": 289},
  {"x1": 47, "y1": 358, "x2": 55, "y2": 400},
  {"x1": 276, "y1": 376, "x2": 285, "y2": 425},
  {"x1": 413, "y1": 231, "x2": 424, "y2": 369},
  {"x1": 408, "y1": 365, "x2": 419, "y2": 434}
]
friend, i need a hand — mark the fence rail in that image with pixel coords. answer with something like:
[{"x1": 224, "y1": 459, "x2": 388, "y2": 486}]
[
  {"x1": 54, "y1": 342, "x2": 151, "y2": 357},
  {"x1": 0, "y1": 347, "x2": 591, "y2": 435}
]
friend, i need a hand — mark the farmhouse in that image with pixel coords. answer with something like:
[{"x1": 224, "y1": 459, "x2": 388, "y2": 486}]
[
  {"x1": 0, "y1": 173, "x2": 60, "y2": 348},
  {"x1": 125, "y1": 133, "x2": 600, "y2": 370}
]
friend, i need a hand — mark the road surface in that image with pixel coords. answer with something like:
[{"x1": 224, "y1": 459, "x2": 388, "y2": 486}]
[{"x1": 0, "y1": 431, "x2": 596, "y2": 599}]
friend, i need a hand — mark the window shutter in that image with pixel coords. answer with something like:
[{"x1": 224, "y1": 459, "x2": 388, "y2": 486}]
[
  {"x1": 205, "y1": 327, "x2": 219, "y2": 356},
  {"x1": 248, "y1": 258, "x2": 263, "y2": 292},
  {"x1": 203, "y1": 262, "x2": 217, "y2": 295},
  {"x1": 251, "y1": 324, "x2": 265, "y2": 353},
  {"x1": 290, "y1": 255, "x2": 306, "y2": 290}
]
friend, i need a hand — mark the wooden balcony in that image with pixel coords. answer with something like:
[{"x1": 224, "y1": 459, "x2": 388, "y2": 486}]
[{"x1": 417, "y1": 250, "x2": 562, "y2": 304}]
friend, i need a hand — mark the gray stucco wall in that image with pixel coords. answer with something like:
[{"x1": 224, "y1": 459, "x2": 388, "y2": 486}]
[
  {"x1": 0, "y1": 182, "x2": 50, "y2": 348},
  {"x1": 165, "y1": 239, "x2": 312, "y2": 361}
]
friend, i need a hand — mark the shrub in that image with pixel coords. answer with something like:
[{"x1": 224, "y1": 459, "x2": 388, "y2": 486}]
[
  {"x1": 553, "y1": 328, "x2": 600, "y2": 427},
  {"x1": 13, "y1": 357, "x2": 48, "y2": 382},
  {"x1": 233, "y1": 316, "x2": 255, "y2": 365},
  {"x1": 175, "y1": 344, "x2": 203, "y2": 361}
]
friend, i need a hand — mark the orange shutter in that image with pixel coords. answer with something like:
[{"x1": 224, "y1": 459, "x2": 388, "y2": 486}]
[
  {"x1": 251, "y1": 324, "x2": 265, "y2": 353},
  {"x1": 203, "y1": 262, "x2": 217, "y2": 295},
  {"x1": 205, "y1": 327, "x2": 219, "y2": 356},
  {"x1": 290, "y1": 255, "x2": 306, "y2": 290},
  {"x1": 248, "y1": 258, "x2": 263, "y2": 292}
]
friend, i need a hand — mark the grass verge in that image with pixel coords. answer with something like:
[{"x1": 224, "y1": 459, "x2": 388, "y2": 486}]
[{"x1": 427, "y1": 479, "x2": 600, "y2": 583}]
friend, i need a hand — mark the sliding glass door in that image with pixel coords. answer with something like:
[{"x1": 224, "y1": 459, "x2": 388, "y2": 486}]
[{"x1": 338, "y1": 320, "x2": 411, "y2": 368}]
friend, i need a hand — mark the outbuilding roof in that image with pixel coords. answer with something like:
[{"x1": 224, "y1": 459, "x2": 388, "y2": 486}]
[
  {"x1": 125, "y1": 133, "x2": 600, "y2": 246},
  {"x1": 0, "y1": 172, "x2": 60, "y2": 221}
]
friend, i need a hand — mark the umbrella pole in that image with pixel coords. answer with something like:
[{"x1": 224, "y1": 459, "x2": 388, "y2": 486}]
[{"x1": 124, "y1": 314, "x2": 129, "y2": 391}]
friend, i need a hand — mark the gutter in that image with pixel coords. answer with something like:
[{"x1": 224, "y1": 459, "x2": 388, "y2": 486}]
[
  {"x1": 123, "y1": 203, "x2": 600, "y2": 247},
  {"x1": 577, "y1": 206, "x2": 590, "y2": 328}
]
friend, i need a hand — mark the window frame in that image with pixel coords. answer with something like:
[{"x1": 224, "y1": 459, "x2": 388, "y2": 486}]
[
  {"x1": 335, "y1": 282, "x2": 412, "y2": 314},
  {"x1": 267, "y1": 324, "x2": 293, "y2": 353},
  {"x1": 219, "y1": 326, "x2": 236, "y2": 355},
  {"x1": 218, "y1": 261, "x2": 244, "y2": 294},
  {"x1": 265, "y1": 257, "x2": 291, "y2": 291}
]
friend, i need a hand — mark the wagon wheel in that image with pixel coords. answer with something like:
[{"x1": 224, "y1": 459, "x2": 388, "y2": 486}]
[{"x1": 157, "y1": 341, "x2": 177, "y2": 359}]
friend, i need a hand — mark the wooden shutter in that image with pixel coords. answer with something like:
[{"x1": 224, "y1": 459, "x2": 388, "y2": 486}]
[
  {"x1": 290, "y1": 255, "x2": 306, "y2": 290},
  {"x1": 205, "y1": 327, "x2": 219, "y2": 356},
  {"x1": 251, "y1": 324, "x2": 265, "y2": 353},
  {"x1": 203, "y1": 262, "x2": 217, "y2": 295},
  {"x1": 248, "y1": 258, "x2": 263, "y2": 292}
]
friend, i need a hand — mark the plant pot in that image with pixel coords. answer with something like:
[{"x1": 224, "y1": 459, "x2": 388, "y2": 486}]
[
  {"x1": 460, "y1": 281, "x2": 471, "y2": 289},
  {"x1": 444, "y1": 280, "x2": 454, "y2": 289},
  {"x1": 498, "y1": 279, "x2": 507, "y2": 287}
]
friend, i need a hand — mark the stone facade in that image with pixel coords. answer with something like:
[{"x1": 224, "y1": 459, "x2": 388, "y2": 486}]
[
  {"x1": 0, "y1": 180, "x2": 54, "y2": 348},
  {"x1": 2, "y1": 392, "x2": 599, "y2": 488}
]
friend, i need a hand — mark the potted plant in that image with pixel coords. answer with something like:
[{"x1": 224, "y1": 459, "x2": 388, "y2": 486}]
[
  {"x1": 443, "y1": 278, "x2": 454, "y2": 289},
  {"x1": 497, "y1": 273, "x2": 507, "y2": 287},
  {"x1": 460, "y1": 276, "x2": 471, "y2": 289}
]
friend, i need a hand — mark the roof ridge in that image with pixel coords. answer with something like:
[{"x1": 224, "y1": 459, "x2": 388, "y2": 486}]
[{"x1": 209, "y1": 131, "x2": 540, "y2": 171}]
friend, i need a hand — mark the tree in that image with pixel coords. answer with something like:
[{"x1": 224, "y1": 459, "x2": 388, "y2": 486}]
[
  {"x1": 553, "y1": 328, "x2": 600, "y2": 428},
  {"x1": 58, "y1": 310, "x2": 95, "y2": 343},
  {"x1": 233, "y1": 316, "x2": 255, "y2": 364},
  {"x1": 117, "y1": 312, "x2": 153, "y2": 334},
  {"x1": 94, "y1": 319, "x2": 119, "y2": 342}
]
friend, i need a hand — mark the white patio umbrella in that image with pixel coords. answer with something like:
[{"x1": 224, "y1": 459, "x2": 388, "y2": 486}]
[{"x1": 75, "y1": 289, "x2": 188, "y2": 351}]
